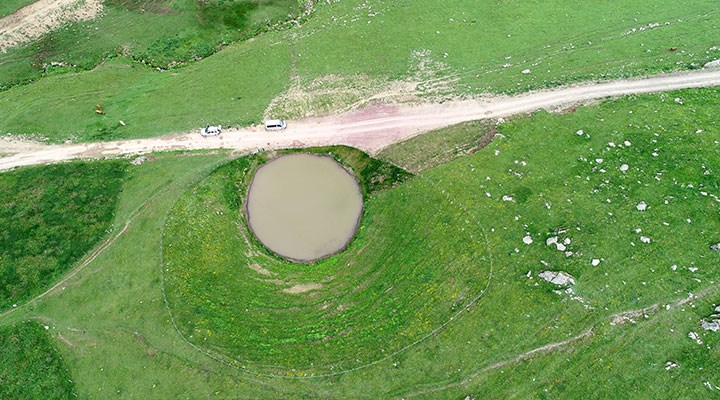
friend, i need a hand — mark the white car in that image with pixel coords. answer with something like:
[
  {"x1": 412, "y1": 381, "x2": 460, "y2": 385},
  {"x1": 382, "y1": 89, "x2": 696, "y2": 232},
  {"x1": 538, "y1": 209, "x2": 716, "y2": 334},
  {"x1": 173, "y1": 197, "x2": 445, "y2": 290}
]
[
  {"x1": 201, "y1": 124, "x2": 222, "y2": 136},
  {"x1": 264, "y1": 119, "x2": 287, "y2": 131}
]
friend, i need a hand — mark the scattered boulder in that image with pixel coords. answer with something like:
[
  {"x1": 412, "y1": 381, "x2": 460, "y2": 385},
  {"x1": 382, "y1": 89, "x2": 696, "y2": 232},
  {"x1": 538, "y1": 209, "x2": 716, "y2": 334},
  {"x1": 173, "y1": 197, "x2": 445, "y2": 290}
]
[
  {"x1": 688, "y1": 331, "x2": 703, "y2": 345},
  {"x1": 636, "y1": 201, "x2": 648, "y2": 211},
  {"x1": 546, "y1": 236, "x2": 558, "y2": 246},
  {"x1": 664, "y1": 361, "x2": 679, "y2": 371},
  {"x1": 523, "y1": 235, "x2": 533, "y2": 245},
  {"x1": 704, "y1": 59, "x2": 720, "y2": 69},
  {"x1": 701, "y1": 320, "x2": 720, "y2": 332},
  {"x1": 521, "y1": 69, "x2": 531, "y2": 74},
  {"x1": 620, "y1": 164, "x2": 629, "y2": 172},
  {"x1": 640, "y1": 236, "x2": 651, "y2": 244},
  {"x1": 710, "y1": 243, "x2": 720, "y2": 252},
  {"x1": 591, "y1": 259, "x2": 600, "y2": 266},
  {"x1": 131, "y1": 156, "x2": 147, "y2": 166},
  {"x1": 538, "y1": 271, "x2": 575, "y2": 286}
]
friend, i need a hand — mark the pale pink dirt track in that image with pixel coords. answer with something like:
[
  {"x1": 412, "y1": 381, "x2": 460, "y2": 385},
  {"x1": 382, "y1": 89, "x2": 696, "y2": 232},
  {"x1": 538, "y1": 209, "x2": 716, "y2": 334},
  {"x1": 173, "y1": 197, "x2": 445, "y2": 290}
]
[{"x1": 2, "y1": 68, "x2": 720, "y2": 171}]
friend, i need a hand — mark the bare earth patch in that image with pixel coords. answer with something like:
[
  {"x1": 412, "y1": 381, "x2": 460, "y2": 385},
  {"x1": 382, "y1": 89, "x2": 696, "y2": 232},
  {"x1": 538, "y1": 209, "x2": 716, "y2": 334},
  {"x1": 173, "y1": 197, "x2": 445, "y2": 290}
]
[
  {"x1": 282, "y1": 283, "x2": 323, "y2": 294},
  {"x1": 0, "y1": 0, "x2": 103, "y2": 53}
]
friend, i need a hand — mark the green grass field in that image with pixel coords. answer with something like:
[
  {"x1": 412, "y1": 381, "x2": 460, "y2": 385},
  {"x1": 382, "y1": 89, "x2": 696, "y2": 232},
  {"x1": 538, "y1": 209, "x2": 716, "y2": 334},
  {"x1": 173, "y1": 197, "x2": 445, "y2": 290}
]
[
  {"x1": 0, "y1": 0, "x2": 718, "y2": 142},
  {"x1": 0, "y1": 87, "x2": 718, "y2": 398},
  {"x1": 0, "y1": 161, "x2": 126, "y2": 310},
  {"x1": 0, "y1": 321, "x2": 76, "y2": 399}
]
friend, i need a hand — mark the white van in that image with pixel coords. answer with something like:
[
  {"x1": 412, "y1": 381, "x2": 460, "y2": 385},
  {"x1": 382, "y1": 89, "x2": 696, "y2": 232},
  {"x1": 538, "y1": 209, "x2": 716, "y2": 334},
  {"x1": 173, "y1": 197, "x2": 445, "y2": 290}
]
[{"x1": 264, "y1": 119, "x2": 287, "y2": 131}]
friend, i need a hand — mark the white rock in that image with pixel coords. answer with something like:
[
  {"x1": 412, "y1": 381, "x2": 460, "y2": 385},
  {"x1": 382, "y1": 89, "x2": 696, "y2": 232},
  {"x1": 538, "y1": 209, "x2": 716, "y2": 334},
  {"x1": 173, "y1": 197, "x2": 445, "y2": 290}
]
[
  {"x1": 671, "y1": 264, "x2": 678, "y2": 271},
  {"x1": 689, "y1": 331, "x2": 703, "y2": 344},
  {"x1": 523, "y1": 235, "x2": 533, "y2": 245},
  {"x1": 502, "y1": 195, "x2": 514, "y2": 202},
  {"x1": 521, "y1": 69, "x2": 531, "y2": 74},
  {"x1": 576, "y1": 129, "x2": 584, "y2": 136},
  {"x1": 624, "y1": 140, "x2": 632, "y2": 146},
  {"x1": 546, "y1": 236, "x2": 558, "y2": 246},
  {"x1": 595, "y1": 158, "x2": 604, "y2": 164},
  {"x1": 640, "y1": 236, "x2": 651, "y2": 244},
  {"x1": 689, "y1": 267, "x2": 698, "y2": 272},
  {"x1": 556, "y1": 242, "x2": 567, "y2": 251},
  {"x1": 538, "y1": 271, "x2": 576, "y2": 286},
  {"x1": 563, "y1": 238, "x2": 571, "y2": 245},
  {"x1": 608, "y1": 142, "x2": 616, "y2": 147},
  {"x1": 591, "y1": 259, "x2": 601, "y2": 266},
  {"x1": 674, "y1": 97, "x2": 683, "y2": 104},
  {"x1": 620, "y1": 164, "x2": 629, "y2": 172},
  {"x1": 636, "y1": 201, "x2": 648, "y2": 211},
  {"x1": 704, "y1": 59, "x2": 720, "y2": 69},
  {"x1": 664, "y1": 361, "x2": 679, "y2": 371},
  {"x1": 701, "y1": 320, "x2": 720, "y2": 332}
]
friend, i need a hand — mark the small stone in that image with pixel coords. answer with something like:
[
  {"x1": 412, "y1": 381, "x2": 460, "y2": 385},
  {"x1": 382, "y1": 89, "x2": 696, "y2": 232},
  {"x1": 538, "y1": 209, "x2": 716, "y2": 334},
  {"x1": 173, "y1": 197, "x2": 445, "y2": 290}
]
[
  {"x1": 710, "y1": 243, "x2": 720, "y2": 252},
  {"x1": 576, "y1": 129, "x2": 584, "y2": 136},
  {"x1": 620, "y1": 164, "x2": 629, "y2": 172},
  {"x1": 502, "y1": 195, "x2": 514, "y2": 202},
  {"x1": 546, "y1": 236, "x2": 558, "y2": 246},
  {"x1": 664, "y1": 361, "x2": 679, "y2": 371},
  {"x1": 556, "y1": 242, "x2": 567, "y2": 251},
  {"x1": 671, "y1": 264, "x2": 678, "y2": 271},
  {"x1": 595, "y1": 158, "x2": 604, "y2": 164},
  {"x1": 624, "y1": 140, "x2": 632, "y2": 146},
  {"x1": 523, "y1": 235, "x2": 533, "y2": 245},
  {"x1": 522, "y1": 69, "x2": 531, "y2": 74},
  {"x1": 688, "y1": 267, "x2": 698, "y2": 272},
  {"x1": 640, "y1": 236, "x2": 651, "y2": 244},
  {"x1": 636, "y1": 201, "x2": 648, "y2": 211},
  {"x1": 591, "y1": 259, "x2": 601, "y2": 266}
]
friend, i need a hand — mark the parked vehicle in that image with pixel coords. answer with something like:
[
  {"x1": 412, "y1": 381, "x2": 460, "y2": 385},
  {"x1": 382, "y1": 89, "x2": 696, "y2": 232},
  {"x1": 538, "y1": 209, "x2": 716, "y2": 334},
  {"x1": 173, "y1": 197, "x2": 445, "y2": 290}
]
[
  {"x1": 201, "y1": 124, "x2": 222, "y2": 136},
  {"x1": 264, "y1": 119, "x2": 287, "y2": 131}
]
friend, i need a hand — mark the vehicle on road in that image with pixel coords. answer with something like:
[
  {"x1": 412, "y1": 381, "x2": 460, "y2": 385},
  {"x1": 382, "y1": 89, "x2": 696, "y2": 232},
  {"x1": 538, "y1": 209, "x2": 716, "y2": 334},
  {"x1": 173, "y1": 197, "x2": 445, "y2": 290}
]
[
  {"x1": 201, "y1": 124, "x2": 222, "y2": 137},
  {"x1": 264, "y1": 119, "x2": 287, "y2": 131}
]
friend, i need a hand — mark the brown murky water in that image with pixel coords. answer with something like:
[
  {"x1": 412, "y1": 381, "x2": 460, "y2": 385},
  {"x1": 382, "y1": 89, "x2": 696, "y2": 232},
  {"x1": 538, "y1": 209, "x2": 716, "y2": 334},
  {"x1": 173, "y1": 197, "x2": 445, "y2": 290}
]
[{"x1": 246, "y1": 154, "x2": 363, "y2": 262}]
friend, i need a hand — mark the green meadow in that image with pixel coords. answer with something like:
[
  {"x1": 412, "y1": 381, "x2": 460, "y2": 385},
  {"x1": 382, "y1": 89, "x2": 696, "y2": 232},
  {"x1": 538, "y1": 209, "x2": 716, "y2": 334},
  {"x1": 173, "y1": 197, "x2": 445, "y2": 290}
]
[{"x1": 0, "y1": 87, "x2": 718, "y2": 398}]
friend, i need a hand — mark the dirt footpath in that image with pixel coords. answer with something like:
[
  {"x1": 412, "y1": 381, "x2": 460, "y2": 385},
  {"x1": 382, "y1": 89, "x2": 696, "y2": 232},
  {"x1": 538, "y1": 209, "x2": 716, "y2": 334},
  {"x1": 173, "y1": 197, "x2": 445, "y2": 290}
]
[
  {"x1": 0, "y1": 0, "x2": 102, "y2": 52},
  {"x1": 2, "y1": 68, "x2": 720, "y2": 171}
]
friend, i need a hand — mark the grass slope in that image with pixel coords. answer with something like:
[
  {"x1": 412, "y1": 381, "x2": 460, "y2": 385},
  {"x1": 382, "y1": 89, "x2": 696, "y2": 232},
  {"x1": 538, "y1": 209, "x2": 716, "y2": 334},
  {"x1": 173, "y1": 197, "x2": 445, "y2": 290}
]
[
  {"x1": 0, "y1": 321, "x2": 76, "y2": 400},
  {"x1": 0, "y1": 0, "x2": 302, "y2": 90},
  {"x1": 0, "y1": 88, "x2": 717, "y2": 398},
  {"x1": 0, "y1": 161, "x2": 126, "y2": 310},
  {"x1": 1, "y1": 0, "x2": 719, "y2": 141}
]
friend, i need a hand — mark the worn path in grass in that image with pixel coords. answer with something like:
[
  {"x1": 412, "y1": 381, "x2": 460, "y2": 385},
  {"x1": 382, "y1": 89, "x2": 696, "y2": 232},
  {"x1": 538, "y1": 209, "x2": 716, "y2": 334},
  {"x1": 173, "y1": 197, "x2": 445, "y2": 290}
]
[{"x1": 2, "y1": 68, "x2": 720, "y2": 171}]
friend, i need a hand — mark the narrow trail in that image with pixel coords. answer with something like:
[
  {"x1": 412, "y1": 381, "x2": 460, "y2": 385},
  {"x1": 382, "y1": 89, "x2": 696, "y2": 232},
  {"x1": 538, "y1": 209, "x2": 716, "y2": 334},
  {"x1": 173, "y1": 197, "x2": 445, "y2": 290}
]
[
  {"x1": 402, "y1": 287, "x2": 718, "y2": 398},
  {"x1": 2, "y1": 68, "x2": 720, "y2": 171}
]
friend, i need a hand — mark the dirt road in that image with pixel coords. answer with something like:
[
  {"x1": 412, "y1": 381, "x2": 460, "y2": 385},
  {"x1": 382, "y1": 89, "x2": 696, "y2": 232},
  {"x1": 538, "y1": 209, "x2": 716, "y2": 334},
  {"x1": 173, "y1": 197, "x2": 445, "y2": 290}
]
[{"x1": 2, "y1": 68, "x2": 720, "y2": 171}]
